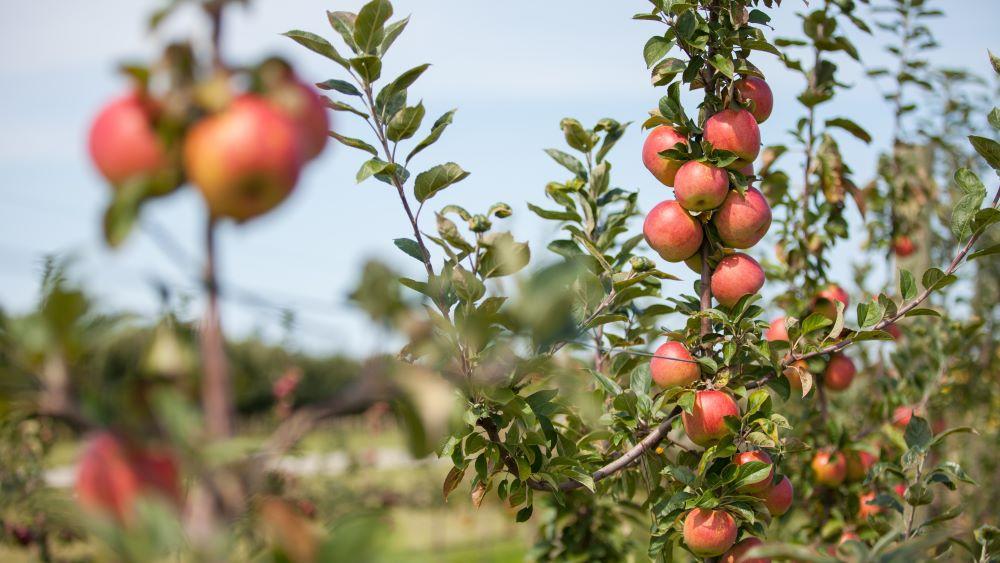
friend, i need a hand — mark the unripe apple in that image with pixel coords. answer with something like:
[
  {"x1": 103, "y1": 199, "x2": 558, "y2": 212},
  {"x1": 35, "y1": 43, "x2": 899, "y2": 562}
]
[
  {"x1": 823, "y1": 353, "x2": 855, "y2": 391},
  {"x1": 643, "y1": 200, "x2": 703, "y2": 261},
  {"x1": 642, "y1": 126, "x2": 688, "y2": 186},
  {"x1": 811, "y1": 450, "x2": 847, "y2": 486},
  {"x1": 710, "y1": 253, "x2": 765, "y2": 307},
  {"x1": 703, "y1": 109, "x2": 761, "y2": 169},
  {"x1": 845, "y1": 450, "x2": 877, "y2": 482},
  {"x1": 721, "y1": 537, "x2": 770, "y2": 563},
  {"x1": 184, "y1": 95, "x2": 304, "y2": 222},
  {"x1": 734, "y1": 450, "x2": 774, "y2": 494},
  {"x1": 682, "y1": 508, "x2": 738, "y2": 557},
  {"x1": 763, "y1": 475, "x2": 793, "y2": 515},
  {"x1": 682, "y1": 389, "x2": 740, "y2": 447},
  {"x1": 814, "y1": 284, "x2": 849, "y2": 319},
  {"x1": 765, "y1": 317, "x2": 788, "y2": 342},
  {"x1": 857, "y1": 490, "x2": 882, "y2": 519},
  {"x1": 713, "y1": 187, "x2": 772, "y2": 248},
  {"x1": 674, "y1": 160, "x2": 730, "y2": 211},
  {"x1": 650, "y1": 341, "x2": 701, "y2": 388},
  {"x1": 892, "y1": 235, "x2": 916, "y2": 257},
  {"x1": 734, "y1": 77, "x2": 774, "y2": 124},
  {"x1": 88, "y1": 92, "x2": 177, "y2": 191}
]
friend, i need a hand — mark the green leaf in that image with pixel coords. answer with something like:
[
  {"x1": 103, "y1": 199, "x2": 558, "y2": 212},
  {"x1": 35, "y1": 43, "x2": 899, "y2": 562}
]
[
  {"x1": 859, "y1": 300, "x2": 885, "y2": 328},
  {"x1": 921, "y1": 268, "x2": 957, "y2": 292},
  {"x1": 644, "y1": 35, "x2": 675, "y2": 68},
  {"x1": 630, "y1": 364, "x2": 651, "y2": 396},
  {"x1": 406, "y1": 109, "x2": 456, "y2": 163},
  {"x1": 952, "y1": 168, "x2": 987, "y2": 238},
  {"x1": 989, "y1": 108, "x2": 1000, "y2": 130},
  {"x1": 904, "y1": 416, "x2": 933, "y2": 451},
  {"x1": 969, "y1": 135, "x2": 1000, "y2": 170},
  {"x1": 322, "y1": 97, "x2": 369, "y2": 118},
  {"x1": 560, "y1": 118, "x2": 596, "y2": 152},
  {"x1": 801, "y1": 313, "x2": 832, "y2": 335},
  {"x1": 588, "y1": 368, "x2": 622, "y2": 395},
  {"x1": 904, "y1": 308, "x2": 941, "y2": 318},
  {"x1": 929, "y1": 426, "x2": 978, "y2": 448},
  {"x1": 282, "y1": 30, "x2": 350, "y2": 69},
  {"x1": 442, "y1": 466, "x2": 465, "y2": 500},
  {"x1": 316, "y1": 79, "x2": 362, "y2": 97},
  {"x1": 899, "y1": 269, "x2": 917, "y2": 300},
  {"x1": 103, "y1": 179, "x2": 154, "y2": 247},
  {"x1": 651, "y1": 58, "x2": 686, "y2": 86},
  {"x1": 387, "y1": 102, "x2": 425, "y2": 141},
  {"x1": 356, "y1": 158, "x2": 389, "y2": 183},
  {"x1": 350, "y1": 55, "x2": 382, "y2": 82},
  {"x1": 393, "y1": 238, "x2": 427, "y2": 263},
  {"x1": 968, "y1": 243, "x2": 1000, "y2": 261},
  {"x1": 329, "y1": 131, "x2": 378, "y2": 156},
  {"x1": 825, "y1": 118, "x2": 872, "y2": 143},
  {"x1": 414, "y1": 163, "x2": 471, "y2": 202},
  {"x1": 379, "y1": 16, "x2": 409, "y2": 55},
  {"x1": 527, "y1": 203, "x2": 580, "y2": 222},
  {"x1": 544, "y1": 148, "x2": 587, "y2": 178},
  {"x1": 354, "y1": 0, "x2": 392, "y2": 54},
  {"x1": 708, "y1": 54, "x2": 734, "y2": 78},
  {"x1": 326, "y1": 11, "x2": 358, "y2": 52},
  {"x1": 377, "y1": 64, "x2": 431, "y2": 112}
]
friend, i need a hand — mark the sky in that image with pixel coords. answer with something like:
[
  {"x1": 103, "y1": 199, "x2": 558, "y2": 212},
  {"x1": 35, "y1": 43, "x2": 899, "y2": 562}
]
[{"x1": 0, "y1": 0, "x2": 997, "y2": 355}]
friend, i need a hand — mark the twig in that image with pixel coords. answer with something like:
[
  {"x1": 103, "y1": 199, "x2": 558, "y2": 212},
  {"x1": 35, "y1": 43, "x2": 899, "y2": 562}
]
[{"x1": 200, "y1": 217, "x2": 233, "y2": 438}]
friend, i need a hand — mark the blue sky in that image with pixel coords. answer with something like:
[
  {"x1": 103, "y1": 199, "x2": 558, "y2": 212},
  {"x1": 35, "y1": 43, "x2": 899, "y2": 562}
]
[{"x1": 1, "y1": 0, "x2": 997, "y2": 354}]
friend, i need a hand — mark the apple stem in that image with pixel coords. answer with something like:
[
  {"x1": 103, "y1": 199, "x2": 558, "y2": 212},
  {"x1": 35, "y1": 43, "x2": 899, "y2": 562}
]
[{"x1": 200, "y1": 216, "x2": 232, "y2": 439}]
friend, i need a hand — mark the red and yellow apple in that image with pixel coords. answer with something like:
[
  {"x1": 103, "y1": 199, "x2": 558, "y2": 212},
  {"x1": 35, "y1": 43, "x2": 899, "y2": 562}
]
[
  {"x1": 892, "y1": 235, "x2": 916, "y2": 257},
  {"x1": 88, "y1": 92, "x2": 176, "y2": 191},
  {"x1": 845, "y1": 450, "x2": 876, "y2": 482},
  {"x1": 721, "y1": 537, "x2": 769, "y2": 563},
  {"x1": 184, "y1": 95, "x2": 304, "y2": 222},
  {"x1": 712, "y1": 187, "x2": 772, "y2": 248},
  {"x1": 642, "y1": 126, "x2": 688, "y2": 186},
  {"x1": 811, "y1": 450, "x2": 847, "y2": 486},
  {"x1": 674, "y1": 160, "x2": 730, "y2": 211},
  {"x1": 683, "y1": 508, "x2": 738, "y2": 557},
  {"x1": 823, "y1": 353, "x2": 856, "y2": 391},
  {"x1": 650, "y1": 341, "x2": 701, "y2": 388},
  {"x1": 682, "y1": 389, "x2": 740, "y2": 447},
  {"x1": 704, "y1": 109, "x2": 761, "y2": 169},
  {"x1": 734, "y1": 450, "x2": 774, "y2": 494},
  {"x1": 765, "y1": 317, "x2": 788, "y2": 342},
  {"x1": 857, "y1": 490, "x2": 882, "y2": 519},
  {"x1": 643, "y1": 200, "x2": 703, "y2": 261},
  {"x1": 763, "y1": 475, "x2": 793, "y2": 516},
  {"x1": 734, "y1": 77, "x2": 773, "y2": 124},
  {"x1": 710, "y1": 253, "x2": 765, "y2": 307},
  {"x1": 813, "y1": 284, "x2": 850, "y2": 320}
]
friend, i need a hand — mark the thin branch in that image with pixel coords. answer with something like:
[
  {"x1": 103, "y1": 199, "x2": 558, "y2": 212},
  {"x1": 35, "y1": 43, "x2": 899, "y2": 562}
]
[{"x1": 200, "y1": 217, "x2": 233, "y2": 438}]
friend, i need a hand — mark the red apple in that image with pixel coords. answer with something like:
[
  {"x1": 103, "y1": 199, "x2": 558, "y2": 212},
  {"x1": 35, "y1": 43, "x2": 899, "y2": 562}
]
[
  {"x1": 704, "y1": 109, "x2": 761, "y2": 169},
  {"x1": 266, "y1": 76, "x2": 329, "y2": 161},
  {"x1": 839, "y1": 531, "x2": 861, "y2": 545},
  {"x1": 764, "y1": 475, "x2": 793, "y2": 515},
  {"x1": 643, "y1": 200, "x2": 703, "y2": 261},
  {"x1": 892, "y1": 405, "x2": 919, "y2": 429},
  {"x1": 184, "y1": 95, "x2": 304, "y2": 222},
  {"x1": 88, "y1": 92, "x2": 176, "y2": 191},
  {"x1": 814, "y1": 284, "x2": 850, "y2": 320},
  {"x1": 721, "y1": 537, "x2": 770, "y2": 563},
  {"x1": 823, "y1": 353, "x2": 855, "y2": 391},
  {"x1": 811, "y1": 450, "x2": 847, "y2": 487},
  {"x1": 642, "y1": 126, "x2": 688, "y2": 186},
  {"x1": 650, "y1": 341, "x2": 701, "y2": 388},
  {"x1": 710, "y1": 253, "x2": 765, "y2": 307},
  {"x1": 683, "y1": 508, "x2": 738, "y2": 557},
  {"x1": 765, "y1": 317, "x2": 788, "y2": 342},
  {"x1": 845, "y1": 450, "x2": 877, "y2": 482},
  {"x1": 885, "y1": 323, "x2": 903, "y2": 340},
  {"x1": 712, "y1": 187, "x2": 772, "y2": 249},
  {"x1": 783, "y1": 360, "x2": 809, "y2": 391},
  {"x1": 894, "y1": 483, "x2": 906, "y2": 497},
  {"x1": 674, "y1": 160, "x2": 730, "y2": 211},
  {"x1": 857, "y1": 490, "x2": 882, "y2": 519},
  {"x1": 682, "y1": 390, "x2": 740, "y2": 447},
  {"x1": 735, "y1": 77, "x2": 774, "y2": 124},
  {"x1": 734, "y1": 450, "x2": 774, "y2": 494},
  {"x1": 892, "y1": 235, "x2": 916, "y2": 257}
]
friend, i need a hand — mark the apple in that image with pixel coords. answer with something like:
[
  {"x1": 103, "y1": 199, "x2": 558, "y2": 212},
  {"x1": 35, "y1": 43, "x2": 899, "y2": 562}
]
[
  {"x1": 886, "y1": 323, "x2": 903, "y2": 340},
  {"x1": 682, "y1": 389, "x2": 740, "y2": 447},
  {"x1": 857, "y1": 490, "x2": 882, "y2": 519},
  {"x1": 735, "y1": 77, "x2": 773, "y2": 124},
  {"x1": 765, "y1": 317, "x2": 788, "y2": 342},
  {"x1": 683, "y1": 508, "x2": 738, "y2": 557},
  {"x1": 894, "y1": 483, "x2": 906, "y2": 498},
  {"x1": 892, "y1": 235, "x2": 916, "y2": 257},
  {"x1": 713, "y1": 187, "x2": 772, "y2": 249},
  {"x1": 783, "y1": 359, "x2": 809, "y2": 391},
  {"x1": 892, "y1": 405, "x2": 919, "y2": 429},
  {"x1": 811, "y1": 450, "x2": 847, "y2": 486},
  {"x1": 642, "y1": 126, "x2": 688, "y2": 186},
  {"x1": 721, "y1": 537, "x2": 770, "y2": 563},
  {"x1": 710, "y1": 253, "x2": 765, "y2": 307},
  {"x1": 260, "y1": 60, "x2": 330, "y2": 161},
  {"x1": 763, "y1": 475, "x2": 793, "y2": 516},
  {"x1": 823, "y1": 353, "x2": 856, "y2": 391},
  {"x1": 184, "y1": 95, "x2": 304, "y2": 222},
  {"x1": 643, "y1": 200, "x2": 704, "y2": 261},
  {"x1": 703, "y1": 109, "x2": 761, "y2": 169},
  {"x1": 845, "y1": 450, "x2": 877, "y2": 482},
  {"x1": 650, "y1": 341, "x2": 701, "y2": 388},
  {"x1": 75, "y1": 432, "x2": 181, "y2": 524},
  {"x1": 813, "y1": 284, "x2": 849, "y2": 320},
  {"x1": 88, "y1": 92, "x2": 177, "y2": 192},
  {"x1": 734, "y1": 450, "x2": 774, "y2": 494},
  {"x1": 838, "y1": 532, "x2": 861, "y2": 545},
  {"x1": 674, "y1": 160, "x2": 730, "y2": 211}
]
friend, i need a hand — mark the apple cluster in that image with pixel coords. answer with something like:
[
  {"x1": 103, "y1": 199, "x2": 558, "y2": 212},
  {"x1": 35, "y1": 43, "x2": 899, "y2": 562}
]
[
  {"x1": 88, "y1": 60, "x2": 329, "y2": 222},
  {"x1": 640, "y1": 77, "x2": 793, "y2": 559}
]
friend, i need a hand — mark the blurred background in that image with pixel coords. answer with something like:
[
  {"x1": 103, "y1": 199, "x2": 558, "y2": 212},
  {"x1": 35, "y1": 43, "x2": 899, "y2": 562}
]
[{"x1": 0, "y1": 1, "x2": 998, "y2": 561}]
